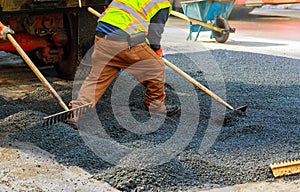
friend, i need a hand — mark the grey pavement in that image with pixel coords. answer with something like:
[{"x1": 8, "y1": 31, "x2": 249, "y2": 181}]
[
  {"x1": 250, "y1": 3, "x2": 300, "y2": 18},
  {"x1": 163, "y1": 16, "x2": 300, "y2": 192}
]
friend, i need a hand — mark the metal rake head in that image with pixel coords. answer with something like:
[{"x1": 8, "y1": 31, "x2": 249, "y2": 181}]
[{"x1": 43, "y1": 102, "x2": 93, "y2": 126}]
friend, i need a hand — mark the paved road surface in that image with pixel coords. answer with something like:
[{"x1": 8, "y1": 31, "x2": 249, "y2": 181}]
[
  {"x1": 0, "y1": 14, "x2": 299, "y2": 192},
  {"x1": 163, "y1": 15, "x2": 300, "y2": 192}
]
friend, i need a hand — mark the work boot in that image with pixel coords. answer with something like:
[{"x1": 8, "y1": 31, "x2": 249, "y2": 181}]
[
  {"x1": 165, "y1": 105, "x2": 181, "y2": 116},
  {"x1": 148, "y1": 104, "x2": 181, "y2": 117},
  {"x1": 65, "y1": 117, "x2": 78, "y2": 130},
  {"x1": 64, "y1": 102, "x2": 93, "y2": 130}
]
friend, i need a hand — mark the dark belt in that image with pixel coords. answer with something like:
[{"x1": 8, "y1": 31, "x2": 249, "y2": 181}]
[{"x1": 95, "y1": 31, "x2": 128, "y2": 42}]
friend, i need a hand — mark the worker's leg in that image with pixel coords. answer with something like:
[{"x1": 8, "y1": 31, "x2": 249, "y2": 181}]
[
  {"x1": 118, "y1": 43, "x2": 166, "y2": 112},
  {"x1": 69, "y1": 36, "x2": 129, "y2": 109}
]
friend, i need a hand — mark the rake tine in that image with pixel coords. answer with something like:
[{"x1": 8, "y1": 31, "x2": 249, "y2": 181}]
[
  {"x1": 225, "y1": 105, "x2": 248, "y2": 117},
  {"x1": 80, "y1": 105, "x2": 86, "y2": 115},
  {"x1": 43, "y1": 102, "x2": 93, "y2": 126},
  {"x1": 67, "y1": 111, "x2": 71, "y2": 119},
  {"x1": 54, "y1": 115, "x2": 58, "y2": 124},
  {"x1": 59, "y1": 113, "x2": 64, "y2": 122},
  {"x1": 78, "y1": 106, "x2": 83, "y2": 116},
  {"x1": 67, "y1": 111, "x2": 71, "y2": 120},
  {"x1": 74, "y1": 108, "x2": 78, "y2": 118},
  {"x1": 235, "y1": 105, "x2": 248, "y2": 112},
  {"x1": 50, "y1": 117, "x2": 53, "y2": 126},
  {"x1": 64, "y1": 112, "x2": 68, "y2": 122},
  {"x1": 43, "y1": 118, "x2": 48, "y2": 127}
]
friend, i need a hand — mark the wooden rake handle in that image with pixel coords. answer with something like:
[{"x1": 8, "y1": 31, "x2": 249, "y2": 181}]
[
  {"x1": 163, "y1": 58, "x2": 235, "y2": 110},
  {"x1": 88, "y1": 7, "x2": 100, "y2": 17},
  {"x1": 6, "y1": 34, "x2": 69, "y2": 111},
  {"x1": 170, "y1": 10, "x2": 223, "y2": 33}
]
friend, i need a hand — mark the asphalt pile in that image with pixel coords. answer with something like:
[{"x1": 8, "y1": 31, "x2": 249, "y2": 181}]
[{"x1": 0, "y1": 50, "x2": 299, "y2": 191}]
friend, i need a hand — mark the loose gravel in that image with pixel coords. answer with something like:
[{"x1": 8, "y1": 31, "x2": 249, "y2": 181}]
[{"x1": 0, "y1": 50, "x2": 299, "y2": 191}]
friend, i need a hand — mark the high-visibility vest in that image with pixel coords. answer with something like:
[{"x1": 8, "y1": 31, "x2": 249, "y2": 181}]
[{"x1": 99, "y1": 0, "x2": 171, "y2": 35}]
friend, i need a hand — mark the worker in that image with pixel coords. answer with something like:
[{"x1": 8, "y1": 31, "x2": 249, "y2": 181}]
[
  {"x1": 0, "y1": 21, "x2": 14, "y2": 40},
  {"x1": 67, "y1": 0, "x2": 180, "y2": 127}
]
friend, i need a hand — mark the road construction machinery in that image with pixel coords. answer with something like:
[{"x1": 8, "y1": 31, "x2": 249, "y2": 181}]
[{"x1": 0, "y1": 0, "x2": 111, "y2": 80}]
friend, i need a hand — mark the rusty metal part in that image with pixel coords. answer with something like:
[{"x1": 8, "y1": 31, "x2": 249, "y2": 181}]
[
  {"x1": 0, "y1": 33, "x2": 49, "y2": 52},
  {"x1": 38, "y1": 46, "x2": 64, "y2": 64},
  {"x1": 270, "y1": 160, "x2": 300, "y2": 177},
  {"x1": 0, "y1": 14, "x2": 68, "y2": 64},
  {"x1": 6, "y1": 33, "x2": 92, "y2": 126},
  {"x1": 23, "y1": 14, "x2": 63, "y2": 37},
  {"x1": 7, "y1": 33, "x2": 69, "y2": 110},
  {"x1": 0, "y1": 32, "x2": 65, "y2": 64}
]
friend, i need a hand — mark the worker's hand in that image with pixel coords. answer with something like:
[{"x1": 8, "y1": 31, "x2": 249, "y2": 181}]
[
  {"x1": 0, "y1": 23, "x2": 15, "y2": 40},
  {"x1": 155, "y1": 47, "x2": 163, "y2": 57}
]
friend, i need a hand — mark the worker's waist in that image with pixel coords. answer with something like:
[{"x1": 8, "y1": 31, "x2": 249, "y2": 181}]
[
  {"x1": 95, "y1": 31, "x2": 128, "y2": 42},
  {"x1": 95, "y1": 31, "x2": 146, "y2": 47}
]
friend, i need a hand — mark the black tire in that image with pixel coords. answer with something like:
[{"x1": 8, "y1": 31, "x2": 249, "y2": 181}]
[
  {"x1": 213, "y1": 16, "x2": 230, "y2": 43},
  {"x1": 54, "y1": 13, "x2": 79, "y2": 80}
]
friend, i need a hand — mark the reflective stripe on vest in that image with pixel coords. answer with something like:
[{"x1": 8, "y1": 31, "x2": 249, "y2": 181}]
[
  {"x1": 142, "y1": 0, "x2": 168, "y2": 17},
  {"x1": 99, "y1": 0, "x2": 171, "y2": 34},
  {"x1": 106, "y1": 1, "x2": 148, "y2": 34}
]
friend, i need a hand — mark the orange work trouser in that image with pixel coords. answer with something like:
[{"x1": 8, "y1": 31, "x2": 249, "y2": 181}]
[{"x1": 69, "y1": 35, "x2": 166, "y2": 112}]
